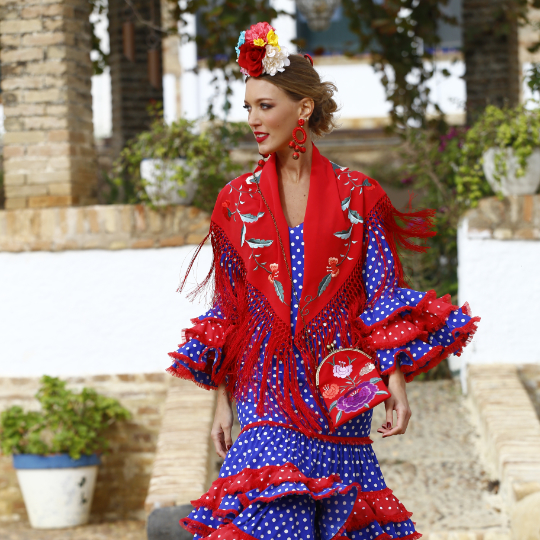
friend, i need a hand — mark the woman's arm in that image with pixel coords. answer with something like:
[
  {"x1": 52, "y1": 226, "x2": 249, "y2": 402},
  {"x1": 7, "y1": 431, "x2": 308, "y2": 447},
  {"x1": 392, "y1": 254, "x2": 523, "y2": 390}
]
[
  {"x1": 376, "y1": 365, "x2": 412, "y2": 438},
  {"x1": 211, "y1": 383, "x2": 234, "y2": 458}
]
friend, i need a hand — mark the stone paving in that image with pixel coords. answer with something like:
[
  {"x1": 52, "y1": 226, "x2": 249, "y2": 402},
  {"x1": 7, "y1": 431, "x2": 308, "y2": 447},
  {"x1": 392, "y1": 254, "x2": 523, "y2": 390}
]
[{"x1": 370, "y1": 380, "x2": 508, "y2": 536}]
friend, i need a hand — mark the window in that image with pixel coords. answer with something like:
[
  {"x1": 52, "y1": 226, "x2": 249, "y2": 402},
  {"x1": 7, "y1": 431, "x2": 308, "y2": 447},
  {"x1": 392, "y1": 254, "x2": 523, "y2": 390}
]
[{"x1": 296, "y1": 0, "x2": 462, "y2": 56}]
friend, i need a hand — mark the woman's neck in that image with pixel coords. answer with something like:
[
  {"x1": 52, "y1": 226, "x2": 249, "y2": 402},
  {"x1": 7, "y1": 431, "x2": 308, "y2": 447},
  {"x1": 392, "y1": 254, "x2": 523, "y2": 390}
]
[{"x1": 274, "y1": 140, "x2": 313, "y2": 185}]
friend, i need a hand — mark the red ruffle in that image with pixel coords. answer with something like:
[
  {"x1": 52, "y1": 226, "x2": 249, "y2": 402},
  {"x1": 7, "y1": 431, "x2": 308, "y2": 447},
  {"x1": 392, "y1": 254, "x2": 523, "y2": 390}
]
[
  {"x1": 183, "y1": 316, "x2": 227, "y2": 348},
  {"x1": 191, "y1": 463, "x2": 342, "y2": 512},
  {"x1": 181, "y1": 462, "x2": 420, "y2": 540},
  {"x1": 181, "y1": 518, "x2": 217, "y2": 538},
  {"x1": 359, "y1": 289, "x2": 437, "y2": 332},
  {"x1": 205, "y1": 523, "x2": 259, "y2": 540},
  {"x1": 344, "y1": 489, "x2": 413, "y2": 530},
  {"x1": 380, "y1": 315, "x2": 480, "y2": 383},
  {"x1": 165, "y1": 363, "x2": 215, "y2": 391},
  {"x1": 360, "y1": 293, "x2": 458, "y2": 350}
]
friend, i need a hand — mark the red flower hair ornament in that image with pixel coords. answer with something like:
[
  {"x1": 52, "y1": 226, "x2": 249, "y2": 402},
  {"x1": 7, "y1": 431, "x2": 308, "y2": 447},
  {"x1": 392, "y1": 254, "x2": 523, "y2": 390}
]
[{"x1": 235, "y1": 22, "x2": 291, "y2": 77}]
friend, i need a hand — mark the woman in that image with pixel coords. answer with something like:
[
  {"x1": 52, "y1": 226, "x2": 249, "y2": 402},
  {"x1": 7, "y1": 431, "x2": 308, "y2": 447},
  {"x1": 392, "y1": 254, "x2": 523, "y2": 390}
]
[{"x1": 167, "y1": 22, "x2": 479, "y2": 540}]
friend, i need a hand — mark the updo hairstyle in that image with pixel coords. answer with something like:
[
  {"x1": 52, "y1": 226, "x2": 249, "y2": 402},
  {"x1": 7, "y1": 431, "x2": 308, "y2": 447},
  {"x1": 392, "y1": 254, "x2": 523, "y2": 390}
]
[{"x1": 248, "y1": 54, "x2": 340, "y2": 138}]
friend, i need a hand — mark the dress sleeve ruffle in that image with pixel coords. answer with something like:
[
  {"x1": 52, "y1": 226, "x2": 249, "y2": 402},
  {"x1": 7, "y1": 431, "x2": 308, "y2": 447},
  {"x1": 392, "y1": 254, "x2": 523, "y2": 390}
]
[
  {"x1": 166, "y1": 306, "x2": 228, "y2": 390},
  {"x1": 355, "y1": 211, "x2": 480, "y2": 382},
  {"x1": 166, "y1": 238, "x2": 241, "y2": 390}
]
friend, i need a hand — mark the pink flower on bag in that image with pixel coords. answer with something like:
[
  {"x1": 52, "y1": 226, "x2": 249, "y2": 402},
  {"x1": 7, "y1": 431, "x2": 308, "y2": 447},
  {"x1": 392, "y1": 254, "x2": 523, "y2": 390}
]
[
  {"x1": 322, "y1": 383, "x2": 340, "y2": 400},
  {"x1": 333, "y1": 361, "x2": 352, "y2": 378},
  {"x1": 268, "y1": 263, "x2": 279, "y2": 283},
  {"x1": 327, "y1": 257, "x2": 339, "y2": 277}
]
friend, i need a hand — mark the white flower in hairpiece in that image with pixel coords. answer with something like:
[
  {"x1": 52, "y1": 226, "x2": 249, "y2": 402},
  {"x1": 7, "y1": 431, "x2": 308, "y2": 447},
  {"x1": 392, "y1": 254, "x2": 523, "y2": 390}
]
[{"x1": 262, "y1": 45, "x2": 290, "y2": 76}]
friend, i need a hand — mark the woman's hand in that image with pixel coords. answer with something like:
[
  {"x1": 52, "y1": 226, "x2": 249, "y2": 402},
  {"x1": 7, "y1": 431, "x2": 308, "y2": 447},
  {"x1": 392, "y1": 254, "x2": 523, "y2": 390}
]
[
  {"x1": 211, "y1": 384, "x2": 234, "y2": 459},
  {"x1": 376, "y1": 366, "x2": 412, "y2": 438}
]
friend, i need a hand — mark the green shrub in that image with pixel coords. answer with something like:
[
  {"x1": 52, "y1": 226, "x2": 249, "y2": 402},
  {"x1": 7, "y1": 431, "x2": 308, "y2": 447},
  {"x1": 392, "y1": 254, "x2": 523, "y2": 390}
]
[
  {"x1": 110, "y1": 105, "x2": 251, "y2": 213},
  {"x1": 456, "y1": 102, "x2": 540, "y2": 206},
  {"x1": 0, "y1": 375, "x2": 131, "y2": 460}
]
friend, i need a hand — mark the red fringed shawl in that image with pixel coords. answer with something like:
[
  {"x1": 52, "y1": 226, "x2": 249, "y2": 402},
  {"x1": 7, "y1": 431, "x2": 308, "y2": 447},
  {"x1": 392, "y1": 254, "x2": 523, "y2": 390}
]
[{"x1": 180, "y1": 143, "x2": 436, "y2": 434}]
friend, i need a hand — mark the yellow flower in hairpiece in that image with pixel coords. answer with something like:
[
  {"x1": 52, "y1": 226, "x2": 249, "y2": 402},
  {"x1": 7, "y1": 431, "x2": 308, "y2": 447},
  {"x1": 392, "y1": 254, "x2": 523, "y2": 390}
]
[
  {"x1": 253, "y1": 38, "x2": 266, "y2": 47},
  {"x1": 266, "y1": 29, "x2": 281, "y2": 51}
]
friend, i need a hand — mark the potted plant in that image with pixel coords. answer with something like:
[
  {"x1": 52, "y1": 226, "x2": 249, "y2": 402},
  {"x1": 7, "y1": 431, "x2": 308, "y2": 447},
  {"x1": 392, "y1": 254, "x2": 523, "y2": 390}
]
[
  {"x1": 110, "y1": 105, "x2": 250, "y2": 212},
  {"x1": 457, "y1": 102, "x2": 540, "y2": 198},
  {"x1": 0, "y1": 375, "x2": 131, "y2": 529}
]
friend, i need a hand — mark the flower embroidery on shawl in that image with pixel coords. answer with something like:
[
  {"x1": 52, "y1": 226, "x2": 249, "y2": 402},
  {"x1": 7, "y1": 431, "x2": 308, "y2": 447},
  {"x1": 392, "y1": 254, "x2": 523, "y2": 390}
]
[
  {"x1": 326, "y1": 257, "x2": 339, "y2": 277},
  {"x1": 333, "y1": 361, "x2": 352, "y2": 378},
  {"x1": 268, "y1": 263, "x2": 279, "y2": 283},
  {"x1": 222, "y1": 200, "x2": 232, "y2": 221},
  {"x1": 300, "y1": 166, "x2": 372, "y2": 317},
  {"x1": 225, "y1": 176, "x2": 287, "y2": 305}
]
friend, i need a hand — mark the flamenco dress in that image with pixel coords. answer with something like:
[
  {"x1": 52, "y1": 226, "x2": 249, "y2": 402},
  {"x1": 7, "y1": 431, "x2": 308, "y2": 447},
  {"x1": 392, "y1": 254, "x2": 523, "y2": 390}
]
[{"x1": 167, "y1": 209, "x2": 479, "y2": 540}]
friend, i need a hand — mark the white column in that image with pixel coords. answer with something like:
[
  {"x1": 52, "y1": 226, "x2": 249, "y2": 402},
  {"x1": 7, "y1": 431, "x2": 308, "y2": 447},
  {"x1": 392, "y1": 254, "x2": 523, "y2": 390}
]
[
  {"x1": 179, "y1": 12, "x2": 201, "y2": 119},
  {"x1": 271, "y1": 0, "x2": 298, "y2": 53}
]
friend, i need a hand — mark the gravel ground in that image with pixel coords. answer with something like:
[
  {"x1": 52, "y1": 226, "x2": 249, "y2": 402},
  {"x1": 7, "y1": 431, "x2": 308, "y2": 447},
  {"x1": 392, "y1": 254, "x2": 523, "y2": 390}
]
[
  {"x1": 371, "y1": 380, "x2": 508, "y2": 534},
  {"x1": 0, "y1": 519, "x2": 147, "y2": 540},
  {"x1": 1, "y1": 380, "x2": 507, "y2": 539}
]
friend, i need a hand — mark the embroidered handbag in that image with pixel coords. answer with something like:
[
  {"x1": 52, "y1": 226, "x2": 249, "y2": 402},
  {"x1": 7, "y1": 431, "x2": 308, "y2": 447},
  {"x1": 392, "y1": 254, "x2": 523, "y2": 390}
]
[
  {"x1": 315, "y1": 344, "x2": 390, "y2": 428},
  {"x1": 256, "y1": 178, "x2": 391, "y2": 430}
]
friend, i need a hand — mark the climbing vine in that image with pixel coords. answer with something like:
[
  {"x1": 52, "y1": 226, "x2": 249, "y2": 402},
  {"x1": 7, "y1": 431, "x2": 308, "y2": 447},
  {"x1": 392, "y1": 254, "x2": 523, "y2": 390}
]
[{"x1": 341, "y1": 0, "x2": 456, "y2": 130}]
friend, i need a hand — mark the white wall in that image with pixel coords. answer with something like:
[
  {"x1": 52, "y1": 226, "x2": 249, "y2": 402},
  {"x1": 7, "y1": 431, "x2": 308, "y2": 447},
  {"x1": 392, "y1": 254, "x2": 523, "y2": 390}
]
[
  {"x1": 0, "y1": 246, "x2": 213, "y2": 377},
  {"x1": 457, "y1": 218, "x2": 540, "y2": 376}
]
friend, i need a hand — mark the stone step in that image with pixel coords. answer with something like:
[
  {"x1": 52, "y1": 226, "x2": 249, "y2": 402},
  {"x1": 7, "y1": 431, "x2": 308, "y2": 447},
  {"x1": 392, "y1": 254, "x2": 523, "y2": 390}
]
[{"x1": 144, "y1": 378, "x2": 216, "y2": 515}]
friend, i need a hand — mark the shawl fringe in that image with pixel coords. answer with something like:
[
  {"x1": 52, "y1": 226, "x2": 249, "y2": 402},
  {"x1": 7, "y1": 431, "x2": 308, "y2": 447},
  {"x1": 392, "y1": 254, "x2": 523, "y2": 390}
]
[{"x1": 176, "y1": 191, "x2": 437, "y2": 435}]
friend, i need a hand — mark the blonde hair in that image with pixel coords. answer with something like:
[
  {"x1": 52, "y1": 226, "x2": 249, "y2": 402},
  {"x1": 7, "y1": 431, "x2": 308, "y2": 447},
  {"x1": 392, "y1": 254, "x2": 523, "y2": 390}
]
[{"x1": 247, "y1": 54, "x2": 340, "y2": 138}]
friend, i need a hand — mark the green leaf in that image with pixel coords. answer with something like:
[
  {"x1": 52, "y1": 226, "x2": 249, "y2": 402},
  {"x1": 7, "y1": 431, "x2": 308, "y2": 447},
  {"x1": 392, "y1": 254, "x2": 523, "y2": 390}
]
[
  {"x1": 0, "y1": 375, "x2": 131, "y2": 458},
  {"x1": 334, "y1": 226, "x2": 353, "y2": 240},
  {"x1": 273, "y1": 279, "x2": 285, "y2": 303},
  {"x1": 375, "y1": 391, "x2": 388, "y2": 395},
  {"x1": 239, "y1": 211, "x2": 265, "y2": 223},
  {"x1": 329, "y1": 400, "x2": 339, "y2": 411},
  {"x1": 370, "y1": 377, "x2": 382, "y2": 383},
  {"x1": 317, "y1": 273, "x2": 333, "y2": 297},
  {"x1": 240, "y1": 224, "x2": 246, "y2": 247},
  {"x1": 341, "y1": 196, "x2": 351, "y2": 211},
  {"x1": 336, "y1": 410, "x2": 343, "y2": 423},
  {"x1": 348, "y1": 209, "x2": 363, "y2": 224},
  {"x1": 246, "y1": 238, "x2": 273, "y2": 248}
]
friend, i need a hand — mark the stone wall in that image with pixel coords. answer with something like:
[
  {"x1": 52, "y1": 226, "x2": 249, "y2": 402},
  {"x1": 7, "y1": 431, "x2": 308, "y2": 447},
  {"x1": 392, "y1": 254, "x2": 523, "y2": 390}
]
[
  {"x1": 461, "y1": 194, "x2": 540, "y2": 240},
  {"x1": 0, "y1": 0, "x2": 98, "y2": 209},
  {"x1": 0, "y1": 373, "x2": 169, "y2": 523},
  {"x1": 0, "y1": 203, "x2": 210, "y2": 251}
]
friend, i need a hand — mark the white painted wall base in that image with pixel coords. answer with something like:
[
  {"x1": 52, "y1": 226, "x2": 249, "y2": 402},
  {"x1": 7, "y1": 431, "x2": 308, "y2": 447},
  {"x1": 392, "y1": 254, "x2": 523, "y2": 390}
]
[
  {"x1": 457, "y1": 217, "x2": 540, "y2": 388},
  {"x1": 0, "y1": 247, "x2": 212, "y2": 377}
]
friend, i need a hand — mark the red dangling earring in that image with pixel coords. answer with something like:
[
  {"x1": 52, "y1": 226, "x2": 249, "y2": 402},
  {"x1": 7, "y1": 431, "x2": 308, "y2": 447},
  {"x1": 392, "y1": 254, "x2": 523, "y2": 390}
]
[{"x1": 289, "y1": 118, "x2": 307, "y2": 160}]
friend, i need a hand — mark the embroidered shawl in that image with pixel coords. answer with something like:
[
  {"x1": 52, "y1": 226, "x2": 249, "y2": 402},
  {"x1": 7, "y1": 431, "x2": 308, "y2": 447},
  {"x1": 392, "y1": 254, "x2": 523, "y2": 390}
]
[{"x1": 181, "y1": 143, "x2": 435, "y2": 433}]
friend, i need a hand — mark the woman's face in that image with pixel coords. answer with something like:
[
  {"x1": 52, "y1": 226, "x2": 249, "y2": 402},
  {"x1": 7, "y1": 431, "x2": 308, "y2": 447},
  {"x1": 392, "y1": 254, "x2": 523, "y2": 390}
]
[{"x1": 244, "y1": 77, "x2": 312, "y2": 155}]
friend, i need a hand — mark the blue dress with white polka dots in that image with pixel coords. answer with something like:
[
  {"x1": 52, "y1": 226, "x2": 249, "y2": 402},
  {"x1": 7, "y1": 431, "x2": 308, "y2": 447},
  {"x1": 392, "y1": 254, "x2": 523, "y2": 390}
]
[{"x1": 170, "y1": 215, "x2": 477, "y2": 540}]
